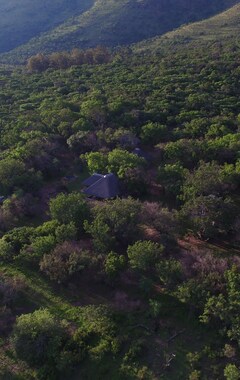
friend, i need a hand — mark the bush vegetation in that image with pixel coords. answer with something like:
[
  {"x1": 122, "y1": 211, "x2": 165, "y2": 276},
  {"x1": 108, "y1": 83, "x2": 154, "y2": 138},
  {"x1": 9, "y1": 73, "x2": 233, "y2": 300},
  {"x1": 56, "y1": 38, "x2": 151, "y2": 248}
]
[{"x1": 0, "y1": 8, "x2": 239, "y2": 378}]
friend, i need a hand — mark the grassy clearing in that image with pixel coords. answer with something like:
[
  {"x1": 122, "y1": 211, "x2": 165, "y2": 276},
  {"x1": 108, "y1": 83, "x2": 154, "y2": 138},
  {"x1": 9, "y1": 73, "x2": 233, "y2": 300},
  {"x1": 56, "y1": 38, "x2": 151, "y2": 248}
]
[{"x1": 0, "y1": 264, "x2": 76, "y2": 320}]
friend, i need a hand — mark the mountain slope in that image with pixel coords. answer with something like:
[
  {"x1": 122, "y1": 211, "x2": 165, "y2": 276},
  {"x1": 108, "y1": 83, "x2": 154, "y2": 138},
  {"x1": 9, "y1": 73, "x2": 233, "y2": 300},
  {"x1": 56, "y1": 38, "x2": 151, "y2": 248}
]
[
  {"x1": 134, "y1": 2, "x2": 240, "y2": 53},
  {"x1": 0, "y1": 0, "x2": 94, "y2": 53},
  {"x1": 0, "y1": 0, "x2": 239, "y2": 64}
]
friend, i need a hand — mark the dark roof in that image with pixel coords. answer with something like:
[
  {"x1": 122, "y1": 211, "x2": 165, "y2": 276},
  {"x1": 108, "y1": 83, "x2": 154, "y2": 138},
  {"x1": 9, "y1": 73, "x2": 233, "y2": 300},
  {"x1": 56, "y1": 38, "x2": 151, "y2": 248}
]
[
  {"x1": 63, "y1": 175, "x2": 77, "y2": 181},
  {"x1": 132, "y1": 148, "x2": 150, "y2": 160},
  {"x1": 83, "y1": 173, "x2": 119, "y2": 199},
  {"x1": 119, "y1": 135, "x2": 140, "y2": 147},
  {"x1": 82, "y1": 173, "x2": 103, "y2": 187}
]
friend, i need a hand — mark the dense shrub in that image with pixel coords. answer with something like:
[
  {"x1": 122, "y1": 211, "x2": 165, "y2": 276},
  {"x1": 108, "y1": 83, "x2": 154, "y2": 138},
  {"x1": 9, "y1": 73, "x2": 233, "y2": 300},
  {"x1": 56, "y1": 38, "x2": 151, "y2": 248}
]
[
  {"x1": 49, "y1": 192, "x2": 90, "y2": 232},
  {"x1": 127, "y1": 241, "x2": 163, "y2": 273},
  {"x1": 40, "y1": 241, "x2": 91, "y2": 283},
  {"x1": 12, "y1": 309, "x2": 72, "y2": 371}
]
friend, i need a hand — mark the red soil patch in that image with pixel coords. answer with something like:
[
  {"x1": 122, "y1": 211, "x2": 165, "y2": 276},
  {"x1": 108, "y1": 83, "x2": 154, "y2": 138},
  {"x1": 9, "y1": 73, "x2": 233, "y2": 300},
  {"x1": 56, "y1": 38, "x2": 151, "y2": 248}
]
[
  {"x1": 142, "y1": 225, "x2": 161, "y2": 242},
  {"x1": 113, "y1": 291, "x2": 142, "y2": 311}
]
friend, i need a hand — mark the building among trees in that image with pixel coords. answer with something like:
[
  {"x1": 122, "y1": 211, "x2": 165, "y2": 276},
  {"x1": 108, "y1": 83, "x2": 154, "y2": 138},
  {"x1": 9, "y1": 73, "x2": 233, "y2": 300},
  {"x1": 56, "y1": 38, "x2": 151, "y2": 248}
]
[{"x1": 82, "y1": 173, "x2": 119, "y2": 199}]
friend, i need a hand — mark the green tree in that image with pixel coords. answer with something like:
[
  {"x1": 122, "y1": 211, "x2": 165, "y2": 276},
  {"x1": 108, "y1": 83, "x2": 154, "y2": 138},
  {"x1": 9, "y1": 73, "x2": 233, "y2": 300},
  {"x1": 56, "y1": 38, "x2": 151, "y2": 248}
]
[
  {"x1": 0, "y1": 158, "x2": 25, "y2": 194},
  {"x1": 180, "y1": 195, "x2": 237, "y2": 239},
  {"x1": 107, "y1": 149, "x2": 145, "y2": 178},
  {"x1": 49, "y1": 192, "x2": 90, "y2": 231},
  {"x1": 4, "y1": 226, "x2": 35, "y2": 253},
  {"x1": 104, "y1": 252, "x2": 126, "y2": 279},
  {"x1": 55, "y1": 222, "x2": 77, "y2": 243},
  {"x1": 181, "y1": 161, "x2": 230, "y2": 201},
  {"x1": 183, "y1": 118, "x2": 209, "y2": 138},
  {"x1": 26, "y1": 235, "x2": 56, "y2": 259},
  {"x1": 35, "y1": 220, "x2": 60, "y2": 237},
  {"x1": 201, "y1": 266, "x2": 240, "y2": 345},
  {"x1": 0, "y1": 238, "x2": 15, "y2": 262},
  {"x1": 156, "y1": 259, "x2": 183, "y2": 288},
  {"x1": 140, "y1": 122, "x2": 168, "y2": 145},
  {"x1": 127, "y1": 241, "x2": 163, "y2": 273},
  {"x1": 81, "y1": 98, "x2": 106, "y2": 126},
  {"x1": 84, "y1": 151, "x2": 108, "y2": 174},
  {"x1": 164, "y1": 139, "x2": 203, "y2": 167},
  {"x1": 158, "y1": 162, "x2": 187, "y2": 196},
  {"x1": 85, "y1": 198, "x2": 141, "y2": 253},
  {"x1": 84, "y1": 218, "x2": 114, "y2": 253},
  {"x1": 224, "y1": 364, "x2": 240, "y2": 380},
  {"x1": 123, "y1": 167, "x2": 148, "y2": 196},
  {"x1": 12, "y1": 309, "x2": 70, "y2": 368},
  {"x1": 74, "y1": 305, "x2": 118, "y2": 361}
]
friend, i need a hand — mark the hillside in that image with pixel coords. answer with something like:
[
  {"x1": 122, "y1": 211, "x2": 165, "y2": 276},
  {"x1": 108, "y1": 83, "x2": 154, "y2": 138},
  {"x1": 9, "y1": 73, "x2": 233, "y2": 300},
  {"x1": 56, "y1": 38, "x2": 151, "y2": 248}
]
[
  {"x1": 134, "y1": 2, "x2": 240, "y2": 53},
  {"x1": 0, "y1": 0, "x2": 239, "y2": 63},
  {"x1": 0, "y1": 0, "x2": 94, "y2": 53}
]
